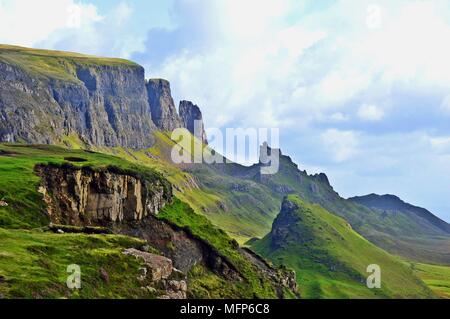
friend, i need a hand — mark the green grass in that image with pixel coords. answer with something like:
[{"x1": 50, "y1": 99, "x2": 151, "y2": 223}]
[
  {"x1": 0, "y1": 228, "x2": 153, "y2": 299},
  {"x1": 0, "y1": 44, "x2": 140, "y2": 83},
  {"x1": 252, "y1": 195, "x2": 434, "y2": 299},
  {"x1": 157, "y1": 198, "x2": 285, "y2": 299},
  {"x1": 409, "y1": 262, "x2": 450, "y2": 299},
  {"x1": 0, "y1": 143, "x2": 287, "y2": 299}
]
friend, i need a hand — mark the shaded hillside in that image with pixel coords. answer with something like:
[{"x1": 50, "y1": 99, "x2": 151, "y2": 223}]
[
  {"x1": 349, "y1": 194, "x2": 450, "y2": 235},
  {"x1": 252, "y1": 196, "x2": 434, "y2": 299}
]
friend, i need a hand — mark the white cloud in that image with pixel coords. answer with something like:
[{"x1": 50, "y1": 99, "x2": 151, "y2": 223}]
[
  {"x1": 321, "y1": 129, "x2": 359, "y2": 163},
  {"x1": 155, "y1": 0, "x2": 450, "y2": 136},
  {"x1": 0, "y1": 0, "x2": 102, "y2": 47},
  {"x1": 357, "y1": 104, "x2": 385, "y2": 122}
]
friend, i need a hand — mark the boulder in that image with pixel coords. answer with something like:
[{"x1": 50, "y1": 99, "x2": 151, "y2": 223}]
[{"x1": 123, "y1": 248, "x2": 173, "y2": 282}]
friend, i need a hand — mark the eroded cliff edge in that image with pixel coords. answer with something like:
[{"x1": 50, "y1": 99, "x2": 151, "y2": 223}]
[{"x1": 34, "y1": 163, "x2": 297, "y2": 298}]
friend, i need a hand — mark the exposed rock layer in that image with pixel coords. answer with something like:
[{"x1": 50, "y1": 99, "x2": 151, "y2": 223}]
[
  {"x1": 35, "y1": 164, "x2": 171, "y2": 225},
  {"x1": 179, "y1": 100, "x2": 208, "y2": 144},
  {"x1": 146, "y1": 79, "x2": 183, "y2": 131},
  {"x1": 0, "y1": 59, "x2": 156, "y2": 148}
]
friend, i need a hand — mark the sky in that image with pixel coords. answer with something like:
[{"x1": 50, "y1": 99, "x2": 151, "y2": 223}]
[{"x1": 1, "y1": 0, "x2": 450, "y2": 222}]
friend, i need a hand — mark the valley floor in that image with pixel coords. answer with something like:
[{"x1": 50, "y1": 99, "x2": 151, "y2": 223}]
[{"x1": 409, "y1": 262, "x2": 450, "y2": 299}]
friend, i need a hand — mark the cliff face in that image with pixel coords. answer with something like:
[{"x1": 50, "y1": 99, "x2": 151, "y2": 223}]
[
  {"x1": 146, "y1": 79, "x2": 183, "y2": 131},
  {"x1": 35, "y1": 164, "x2": 172, "y2": 225},
  {"x1": 179, "y1": 100, "x2": 208, "y2": 144},
  {"x1": 0, "y1": 53, "x2": 157, "y2": 148},
  {"x1": 0, "y1": 45, "x2": 206, "y2": 148}
]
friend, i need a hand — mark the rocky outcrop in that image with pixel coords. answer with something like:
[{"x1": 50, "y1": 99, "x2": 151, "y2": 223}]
[
  {"x1": 239, "y1": 247, "x2": 298, "y2": 296},
  {"x1": 313, "y1": 173, "x2": 331, "y2": 186},
  {"x1": 0, "y1": 45, "x2": 208, "y2": 149},
  {"x1": 0, "y1": 56, "x2": 156, "y2": 148},
  {"x1": 123, "y1": 248, "x2": 188, "y2": 299},
  {"x1": 146, "y1": 79, "x2": 183, "y2": 131},
  {"x1": 270, "y1": 198, "x2": 303, "y2": 250},
  {"x1": 123, "y1": 248, "x2": 174, "y2": 281},
  {"x1": 179, "y1": 100, "x2": 208, "y2": 144},
  {"x1": 35, "y1": 164, "x2": 172, "y2": 226},
  {"x1": 115, "y1": 215, "x2": 242, "y2": 281}
]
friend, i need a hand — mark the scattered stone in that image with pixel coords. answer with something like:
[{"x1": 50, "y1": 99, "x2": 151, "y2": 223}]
[
  {"x1": 217, "y1": 201, "x2": 229, "y2": 212},
  {"x1": 138, "y1": 267, "x2": 147, "y2": 281},
  {"x1": 171, "y1": 268, "x2": 187, "y2": 280},
  {"x1": 158, "y1": 291, "x2": 186, "y2": 300},
  {"x1": 123, "y1": 248, "x2": 173, "y2": 282},
  {"x1": 141, "y1": 286, "x2": 157, "y2": 294},
  {"x1": 141, "y1": 245, "x2": 152, "y2": 253},
  {"x1": 99, "y1": 268, "x2": 109, "y2": 284}
]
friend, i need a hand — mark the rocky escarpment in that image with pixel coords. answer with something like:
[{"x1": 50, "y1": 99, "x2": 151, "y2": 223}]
[
  {"x1": 179, "y1": 100, "x2": 208, "y2": 144},
  {"x1": 34, "y1": 162, "x2": 297, "y2": 298},
  {"x1": 0, "y1": 49, "x2": 156, "y2": 148},
  {"x1": 146, "y1": 79, "x2": 183, "y2": 131},
  {"x1": 0, "y1": 45, "x2": 207, "y2": 148},
  {"x1": 35, "y1": 164, "x2": 172, "y2": 225},
  {"x1": 34, "y1": 163, "x2": 238, "y2": 276}
]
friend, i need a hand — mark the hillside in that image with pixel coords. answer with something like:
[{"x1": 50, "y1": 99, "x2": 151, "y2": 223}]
[
  {"x1": 0, "y1": 143, "x2": 296, "y2": 299},
  {"x1": 348, "y1": 194, "x2": 450, "y2": 265},
  {"x1": 202, "y1": 145, "x2": 450, "y2": 264},
  {"x1": 349, "y1": 194, "x2": 450, "y2": 235},
  {"x1": 252, "y1": 196, "x2": 434, "y2": 299}
]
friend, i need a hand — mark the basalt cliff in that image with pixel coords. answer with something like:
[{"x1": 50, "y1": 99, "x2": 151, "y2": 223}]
[{"x1": 0, "y1": 45, "x2": 207, "y2": 148}]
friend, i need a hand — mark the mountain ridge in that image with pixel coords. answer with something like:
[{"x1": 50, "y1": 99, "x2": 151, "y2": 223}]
[{"x1": 349, "y1": 194, "x2": 450, "y2": 234}]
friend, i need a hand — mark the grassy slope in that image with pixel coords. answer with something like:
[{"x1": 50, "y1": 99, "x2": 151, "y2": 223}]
[
  {"x1": 252, "y1": 195, "x2": 434, "y2": 299},
  {"x1": 0, "y1": 143, "x2": 283, "y2": 299},
  {"x1": 247, "y1": 153, "x2": 450, "y2": 265},
  {"x1": 408, "y1": 262, "x2": 450, "y2": 299},
  {"x1": 157, "y1": 199, "x2": 283, "y2": 299},
  {"x1": 0, "y1": 44, "x2": 139, "y2": 83},
  {"x1": 71, "y1": 132, "x2": 282, "y2": 244},
  {"x1": 0, "y1": 228, "x2": 152, "y2": 299},
  {"x1": 71, "y1": 132, "x2": 450, "y2": 267}
]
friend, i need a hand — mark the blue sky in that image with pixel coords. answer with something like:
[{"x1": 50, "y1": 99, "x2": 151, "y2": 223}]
[{"x1": 1, "y1": 0, "x2": 450, "y2": 222}]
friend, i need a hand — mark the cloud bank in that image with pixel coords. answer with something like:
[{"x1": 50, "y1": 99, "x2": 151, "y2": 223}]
[{"x1": 0, "y1": 0, "x2": 449, "y2": 221}]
